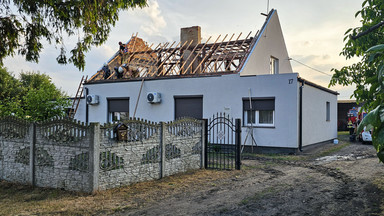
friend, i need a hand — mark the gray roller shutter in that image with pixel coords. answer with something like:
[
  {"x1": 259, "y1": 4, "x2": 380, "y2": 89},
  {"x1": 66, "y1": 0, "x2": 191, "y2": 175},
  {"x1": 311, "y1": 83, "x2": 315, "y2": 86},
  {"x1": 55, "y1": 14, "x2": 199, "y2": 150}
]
[
  {"x1": 175, "y1": 96, "x2": 203, "y2": 119},
  {"x1": 108, "y1": 99, "x2": 129, "y2": 112}
]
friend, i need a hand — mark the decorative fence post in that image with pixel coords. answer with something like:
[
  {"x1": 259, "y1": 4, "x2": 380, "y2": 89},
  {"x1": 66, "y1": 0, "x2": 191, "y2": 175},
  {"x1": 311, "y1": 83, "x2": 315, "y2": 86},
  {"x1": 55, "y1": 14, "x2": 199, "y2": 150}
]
[
  {"x1": 203, "y1": 119, "x2": 208, "y2": 169},
  {"x1": 159, "y1": 122, "x2": 166, "y2": 179},
  {"x1": 235, "y1": 118, "x2": 241, "y2": 170},
  {"x1": 29, "y1": 122, "x2": 36, "y2": 186},
  {"x1": 89, "y1": 122, "x2": 100, "y2": 193}
]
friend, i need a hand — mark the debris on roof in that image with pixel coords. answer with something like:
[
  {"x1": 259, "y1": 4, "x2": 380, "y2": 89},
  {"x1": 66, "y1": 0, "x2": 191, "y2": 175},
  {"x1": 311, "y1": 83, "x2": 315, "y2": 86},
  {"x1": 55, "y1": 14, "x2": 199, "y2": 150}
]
[{"x1": 88, "y1": 10, "x2": 278, "y2": 83}]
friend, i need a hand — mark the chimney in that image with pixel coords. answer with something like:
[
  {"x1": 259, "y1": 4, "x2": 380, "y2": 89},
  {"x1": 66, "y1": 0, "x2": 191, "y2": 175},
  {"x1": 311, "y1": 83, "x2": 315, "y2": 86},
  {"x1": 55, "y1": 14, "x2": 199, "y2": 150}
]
[
  {"x1": 181, "y1": 26, "x2": 201, "y2": 46},
  {"x1": 180, "y1": 26, "x2": 201, "y2": 74}
]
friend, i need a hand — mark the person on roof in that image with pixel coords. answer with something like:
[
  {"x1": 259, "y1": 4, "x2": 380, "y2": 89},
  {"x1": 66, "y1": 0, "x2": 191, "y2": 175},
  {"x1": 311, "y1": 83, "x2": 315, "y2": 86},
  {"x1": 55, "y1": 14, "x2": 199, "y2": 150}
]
[
  {"x1": 116, "y1": 65, "x2": 127, "y2": 79},
  {"x1": 119, "y1": 42, "x2": 125, "y2": 54},
  {"x1": 102, "y1": 63, "x2": 110, "y2": 79}
]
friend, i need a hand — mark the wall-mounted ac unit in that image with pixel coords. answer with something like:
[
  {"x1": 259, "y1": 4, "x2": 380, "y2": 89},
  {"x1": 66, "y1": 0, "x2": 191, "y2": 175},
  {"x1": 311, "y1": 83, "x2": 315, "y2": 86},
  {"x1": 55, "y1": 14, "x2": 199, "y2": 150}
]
[
  {"x1": 147, "y1": 92, "x2": 161, "y2": 104},
  {"x1": 86, "y1": 95, "x2": 99, "y2": 105}
]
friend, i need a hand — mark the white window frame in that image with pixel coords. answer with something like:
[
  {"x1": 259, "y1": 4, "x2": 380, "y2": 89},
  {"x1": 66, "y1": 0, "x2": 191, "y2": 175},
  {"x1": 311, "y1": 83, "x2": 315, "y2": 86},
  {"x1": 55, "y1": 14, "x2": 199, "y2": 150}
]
[
  {"x1": 109, "y1": 111, "x2": 129, "y2": 123},
  {"x1": 244, "y1": 110, "x2": 275, "y2": 127},
  {"x1": 270, "y1": 56, "x2": 279, "y2": 74}
]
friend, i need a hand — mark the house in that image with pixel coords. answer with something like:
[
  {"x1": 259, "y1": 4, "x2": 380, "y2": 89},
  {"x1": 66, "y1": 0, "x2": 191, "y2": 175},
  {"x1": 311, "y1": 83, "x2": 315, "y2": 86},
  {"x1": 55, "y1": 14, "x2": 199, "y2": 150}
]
[{"x1": 74, "y1": 9, "x2": 338, "y2": 153}]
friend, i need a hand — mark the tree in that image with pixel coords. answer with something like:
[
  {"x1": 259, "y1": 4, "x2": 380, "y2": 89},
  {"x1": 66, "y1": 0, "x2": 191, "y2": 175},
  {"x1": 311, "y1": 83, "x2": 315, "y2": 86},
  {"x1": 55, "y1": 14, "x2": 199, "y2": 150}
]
[
  {"x1": 0, "y1": 68, "x2": 70, "y2": 121},
  {"x1": 330, "y1": 0, "x2": 384, "y2": 162},
  {"x1": 0, "y1": 0, "x2": 147, "y2": 71}
]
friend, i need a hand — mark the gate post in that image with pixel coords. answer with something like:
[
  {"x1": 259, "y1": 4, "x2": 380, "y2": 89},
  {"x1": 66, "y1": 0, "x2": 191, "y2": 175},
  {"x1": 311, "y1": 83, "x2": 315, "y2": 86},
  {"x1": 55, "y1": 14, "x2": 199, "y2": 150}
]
[
  {"x1": 235, "y1": 119, "x2": 241, "y2": 170},
  {"x1": 29, "y1": 122, "x2": 36, "y2": 187},
  {"x1": 89, "y1": 122, "x2": 100, "y2": 194},
  {"x1": 159, "y1": 122, "x2": 166, "y2": 179},
  {"x1": 203, "y1": 119, "x2": 208, "y2": 169}
]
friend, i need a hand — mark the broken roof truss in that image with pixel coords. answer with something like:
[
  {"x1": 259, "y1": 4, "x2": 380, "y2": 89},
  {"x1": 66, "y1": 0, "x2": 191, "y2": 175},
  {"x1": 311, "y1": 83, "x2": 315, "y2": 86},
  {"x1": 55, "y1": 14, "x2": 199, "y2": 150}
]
[{"x1": 88, "y1": 31, "x2": 258, "y2": 82}]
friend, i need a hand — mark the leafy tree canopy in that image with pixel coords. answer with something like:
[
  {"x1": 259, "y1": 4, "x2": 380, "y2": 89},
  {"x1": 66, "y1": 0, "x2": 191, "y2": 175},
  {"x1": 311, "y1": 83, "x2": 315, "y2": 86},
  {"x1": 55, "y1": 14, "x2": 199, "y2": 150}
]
[
  {"x1": 0, "y1": 0, "x2": 147, "y2": 71},
  {"x1": 330, "y1": 0, "x2": 384, "y2": 162},
  {"x1": 0, "y1": 67, "x2": 69, "y2": 121}
]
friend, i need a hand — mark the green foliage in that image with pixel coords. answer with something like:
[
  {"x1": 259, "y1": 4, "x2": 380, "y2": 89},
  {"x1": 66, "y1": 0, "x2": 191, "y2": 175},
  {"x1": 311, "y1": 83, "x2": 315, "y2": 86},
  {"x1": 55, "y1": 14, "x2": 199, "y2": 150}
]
[
  {"x1": 0, "y1": 0, "x2": 147, "y2": 71},
  {"x1": 357, "y1": 105, "x2": 384, "y2": 161},
  {"x1": 331, "y1": 0, "x2": 384, "y2": 162},
  {"x1": 0, "y1": 67, "x2": 69, "y2": 121}
]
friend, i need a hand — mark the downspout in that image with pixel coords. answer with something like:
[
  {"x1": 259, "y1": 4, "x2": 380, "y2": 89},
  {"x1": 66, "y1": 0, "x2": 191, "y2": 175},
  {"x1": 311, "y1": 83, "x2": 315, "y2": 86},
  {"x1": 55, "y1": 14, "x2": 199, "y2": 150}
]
[
  {"x1": 85, "y1": 87, "x2": 89, "y2": 124},
  {"x1": 299, "y1": 81, "x2": 304, "y2": 152}
]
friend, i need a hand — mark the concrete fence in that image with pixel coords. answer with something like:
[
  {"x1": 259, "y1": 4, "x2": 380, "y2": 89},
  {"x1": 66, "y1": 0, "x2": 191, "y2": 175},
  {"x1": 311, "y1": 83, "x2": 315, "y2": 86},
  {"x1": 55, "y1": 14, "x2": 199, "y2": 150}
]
[{"x1": 0, "y1": 116, "x2": 205, "y2": 193}]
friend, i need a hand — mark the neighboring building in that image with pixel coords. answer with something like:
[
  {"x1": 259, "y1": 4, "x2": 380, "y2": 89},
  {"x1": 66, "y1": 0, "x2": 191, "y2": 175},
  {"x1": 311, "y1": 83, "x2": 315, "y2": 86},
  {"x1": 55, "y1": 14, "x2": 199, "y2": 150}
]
[{"x1": 74, "y1": 9, "x2": 338, "y2": 153}]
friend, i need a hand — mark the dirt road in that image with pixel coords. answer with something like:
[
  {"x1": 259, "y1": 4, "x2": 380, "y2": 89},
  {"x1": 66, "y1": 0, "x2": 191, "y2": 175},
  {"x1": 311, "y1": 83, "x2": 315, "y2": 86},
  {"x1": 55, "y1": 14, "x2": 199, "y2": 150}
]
[{"x1": 118, "y1": 139, "x2": 384, "y2": 216}]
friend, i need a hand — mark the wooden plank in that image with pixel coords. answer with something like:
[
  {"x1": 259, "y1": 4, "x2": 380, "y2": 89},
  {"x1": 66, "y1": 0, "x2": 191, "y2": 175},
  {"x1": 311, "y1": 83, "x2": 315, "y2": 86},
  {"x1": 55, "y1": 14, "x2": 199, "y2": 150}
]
[
  {"x1": 128, "y1": 42, "x2": 163, "y2": 77},
  {"x1": 88, "y1": 70, "x2": 102, "y2": 81},
  {"x1": 157, "y1": 40, "x2": 189, "y2": 76},
  {"x1": 136, "y1": 42, "x2": 169, "y2": 77},
  {"x1": 225, "y1": 31, "x2": 252, "y2": 71},
  {"x1": 215, "y1": 32, "x2": 242, "y2": 72},
  {"x1": 191, "y1": 34, "x2": 225, "y2": 74},
  {"x1": 162, "y1": 40, "x2": 192, "y2": 76},
  {"x1": 126, "y1": 42, "x2": 155, "y2": 68},
  {"x1": 180, "y1": 36, "x2": 213, "y2": 75},
  {"x1": 203, "y1": 33, "x2": 233, "y2": 73},
  {"x1": 145, "y1": 41, "x2": 175, "y2": 77},
  {"x1": 123, "y1": 33, "x2": 138, "y2": 63},
  {"x1": 152, "y1": 41, "x2": 181, "y2": 76},
  {"x1": 168, "y1": 40, "x2": 194, "y2": 75}
]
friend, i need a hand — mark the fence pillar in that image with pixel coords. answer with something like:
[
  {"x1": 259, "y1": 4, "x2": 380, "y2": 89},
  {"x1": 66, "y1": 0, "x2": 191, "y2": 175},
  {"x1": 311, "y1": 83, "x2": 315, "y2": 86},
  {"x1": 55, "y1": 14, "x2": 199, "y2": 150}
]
[
  {"x1": 203, "y1": 119, "x2": 208, "y2": 169},
  {"x1": 90, "y1": 122, "x2": 100, "y2": 194},
  {"x1": 159, "y1": 122, "x2": 166, "y2": 179},
  {"x1": 235, "y1": 119, "x2": 241, "y2": 170},
  {"x1": 29, "y1": 122, "x2": 36, "y2": 186}
]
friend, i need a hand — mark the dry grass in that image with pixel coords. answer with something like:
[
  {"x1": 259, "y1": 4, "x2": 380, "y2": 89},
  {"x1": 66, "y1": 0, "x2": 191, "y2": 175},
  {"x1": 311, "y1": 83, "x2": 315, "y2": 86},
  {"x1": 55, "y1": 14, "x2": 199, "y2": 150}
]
[{"x1": 0, "y1": 169, "x2": 239, "y2": 215}]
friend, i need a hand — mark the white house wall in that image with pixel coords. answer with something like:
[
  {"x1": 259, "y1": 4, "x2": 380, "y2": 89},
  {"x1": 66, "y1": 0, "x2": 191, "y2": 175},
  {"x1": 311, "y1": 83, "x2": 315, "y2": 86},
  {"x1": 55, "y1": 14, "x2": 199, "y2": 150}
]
[
  {"x1": 301, "y1": 84, "x2": 338, "y2": 146},
  {"x1": 77, "y1": 73, "x2": 300, "y2": 149},
  {"x1": 240, "y1": 10, "x2": 293, "y2": 76}
]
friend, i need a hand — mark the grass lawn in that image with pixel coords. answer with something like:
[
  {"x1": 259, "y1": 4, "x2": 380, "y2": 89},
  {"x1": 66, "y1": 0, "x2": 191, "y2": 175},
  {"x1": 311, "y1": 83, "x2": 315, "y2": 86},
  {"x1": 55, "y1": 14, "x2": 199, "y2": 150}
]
[{"x1": 0, "y1": 169, "x2": 237, "y2": 215}]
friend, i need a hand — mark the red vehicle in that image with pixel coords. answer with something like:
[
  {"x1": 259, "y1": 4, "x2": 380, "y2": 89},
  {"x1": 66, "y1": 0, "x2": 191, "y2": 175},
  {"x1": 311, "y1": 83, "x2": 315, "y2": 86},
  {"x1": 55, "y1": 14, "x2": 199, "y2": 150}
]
[{"x1": 347, "y1": 107, "x2": 371, "y2": 143}]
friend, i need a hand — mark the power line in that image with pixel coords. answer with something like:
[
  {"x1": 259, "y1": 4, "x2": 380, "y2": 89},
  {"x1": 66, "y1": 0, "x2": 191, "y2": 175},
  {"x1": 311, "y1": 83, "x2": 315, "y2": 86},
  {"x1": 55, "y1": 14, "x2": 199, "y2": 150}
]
[{"x1": 289, "y1": 58, "x2": 332, "y2": 77}]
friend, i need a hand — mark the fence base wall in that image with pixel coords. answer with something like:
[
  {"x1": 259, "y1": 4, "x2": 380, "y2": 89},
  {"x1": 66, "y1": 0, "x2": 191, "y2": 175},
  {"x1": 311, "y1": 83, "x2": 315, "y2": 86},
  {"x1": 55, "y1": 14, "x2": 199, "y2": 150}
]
[{"x1": 0, "y1": 116, "x2": 204, "y2": 193}]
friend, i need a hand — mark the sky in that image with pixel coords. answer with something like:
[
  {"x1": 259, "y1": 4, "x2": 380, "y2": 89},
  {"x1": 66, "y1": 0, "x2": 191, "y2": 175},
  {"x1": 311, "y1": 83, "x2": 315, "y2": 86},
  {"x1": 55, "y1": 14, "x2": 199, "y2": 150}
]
[{"x1": 4, "y1": 0, "x2": 363, "y2": 99}]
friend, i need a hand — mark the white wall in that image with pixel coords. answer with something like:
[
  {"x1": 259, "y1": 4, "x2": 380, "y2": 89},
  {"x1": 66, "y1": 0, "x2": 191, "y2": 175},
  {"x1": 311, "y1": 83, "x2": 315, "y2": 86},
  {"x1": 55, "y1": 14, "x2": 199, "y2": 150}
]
[
  {"x1": 301, "y1": 84, "x2": 338, "y2": 146},
  {"x1": 76, "y1": 73, "x2": 300, "y2": 149},
  {"x1": 240, "y1": 10, "x2": 293, "y2": 76}
]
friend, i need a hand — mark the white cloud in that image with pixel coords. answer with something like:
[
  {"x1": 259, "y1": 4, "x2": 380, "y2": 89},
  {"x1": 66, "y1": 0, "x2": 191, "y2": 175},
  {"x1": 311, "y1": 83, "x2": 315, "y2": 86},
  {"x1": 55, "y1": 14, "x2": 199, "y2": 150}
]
[{"x1": 139, "y1": 0, "x2": 167, "y2": 36}]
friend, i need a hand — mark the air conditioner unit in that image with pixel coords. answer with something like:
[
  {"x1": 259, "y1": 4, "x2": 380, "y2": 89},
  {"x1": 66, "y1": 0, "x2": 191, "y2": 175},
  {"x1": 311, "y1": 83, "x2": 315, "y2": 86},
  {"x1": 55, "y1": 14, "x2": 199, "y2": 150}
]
[
  {"x1": 86, "y1": 95, "x2": 99, "y2": 105},
  {"x1": 147, "y1": 92, "x2": 161, "y2": 104}
]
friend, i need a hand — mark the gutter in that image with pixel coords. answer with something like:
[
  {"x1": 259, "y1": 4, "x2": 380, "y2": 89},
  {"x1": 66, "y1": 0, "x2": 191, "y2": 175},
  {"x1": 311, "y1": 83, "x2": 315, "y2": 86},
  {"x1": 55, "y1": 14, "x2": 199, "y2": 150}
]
[
  {"x1": 85, "y1": 87, "x2": 89, "y2": 124},
  {"x1": 299, "y1": 80, "x2": 304, "y2": 152}
]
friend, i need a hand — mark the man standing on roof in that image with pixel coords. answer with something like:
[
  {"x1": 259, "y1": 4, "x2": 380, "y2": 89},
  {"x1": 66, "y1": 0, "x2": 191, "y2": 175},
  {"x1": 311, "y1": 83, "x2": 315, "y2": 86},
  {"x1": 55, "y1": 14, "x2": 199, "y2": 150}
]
[
  {"x1": 119, "y1": 42, "x2": 125, "y2": 54},
  {"x1": 119, "y1": 41, "x2": 126, "y2": 64}
]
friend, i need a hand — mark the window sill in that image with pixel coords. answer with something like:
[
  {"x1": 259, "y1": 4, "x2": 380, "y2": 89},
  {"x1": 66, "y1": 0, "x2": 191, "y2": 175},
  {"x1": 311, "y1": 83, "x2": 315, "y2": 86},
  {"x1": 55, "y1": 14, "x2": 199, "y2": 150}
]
[{"x1": 243, "y1": 125, "x2": 275, "y2": 129}]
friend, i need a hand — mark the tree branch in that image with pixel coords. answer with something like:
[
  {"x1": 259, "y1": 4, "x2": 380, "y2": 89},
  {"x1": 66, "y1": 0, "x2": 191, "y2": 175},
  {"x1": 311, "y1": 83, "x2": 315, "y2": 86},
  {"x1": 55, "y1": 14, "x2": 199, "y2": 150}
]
[{"x1": 352, "y1": 20, "x2": 384, "y2": 40}]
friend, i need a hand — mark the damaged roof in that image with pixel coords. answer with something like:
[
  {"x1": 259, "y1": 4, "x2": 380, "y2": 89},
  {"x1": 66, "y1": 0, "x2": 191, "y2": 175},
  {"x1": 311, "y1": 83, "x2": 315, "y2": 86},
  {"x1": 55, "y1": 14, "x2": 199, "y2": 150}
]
[{"x1": 88, "y1": 10, "x2": 274, "y2": 83}]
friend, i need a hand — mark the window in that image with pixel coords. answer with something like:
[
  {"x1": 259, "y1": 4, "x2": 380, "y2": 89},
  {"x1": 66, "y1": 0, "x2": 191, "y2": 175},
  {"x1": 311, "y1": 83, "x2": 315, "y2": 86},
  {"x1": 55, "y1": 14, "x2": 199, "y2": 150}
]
[
  {"x1": 270, "y1": 56, "x2": 279, "y2": 74},
  {"x1": 243, "y1": 98, "x2": 275, "y2": 127},
  {"x1": 108, "y1": 98, "x2": 129, "y2": 122},
  {"x1": 174, "y1": 96, "x2": 203, "y2": 119},
  {"x1": 326, "y1": 101, "x2": 330, "y2": 121}
]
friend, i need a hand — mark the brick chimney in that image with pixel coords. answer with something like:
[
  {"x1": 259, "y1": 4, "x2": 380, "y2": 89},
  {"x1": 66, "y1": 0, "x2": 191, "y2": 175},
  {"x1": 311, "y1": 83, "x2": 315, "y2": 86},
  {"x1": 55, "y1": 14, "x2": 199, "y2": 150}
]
[
  {"x1": 180, "y1": 26, "x2": 201, "y2": 74},
  {"x1": 181, "y1": 26, "x2": 201, "y2": 46}
]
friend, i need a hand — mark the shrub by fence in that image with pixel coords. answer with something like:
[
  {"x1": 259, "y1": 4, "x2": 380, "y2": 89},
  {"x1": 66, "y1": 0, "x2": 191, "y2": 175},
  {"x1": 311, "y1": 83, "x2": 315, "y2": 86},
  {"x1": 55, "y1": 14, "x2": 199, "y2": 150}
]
[{"x1": 0, "y1": 116, "x2": 205, "y2": 193}]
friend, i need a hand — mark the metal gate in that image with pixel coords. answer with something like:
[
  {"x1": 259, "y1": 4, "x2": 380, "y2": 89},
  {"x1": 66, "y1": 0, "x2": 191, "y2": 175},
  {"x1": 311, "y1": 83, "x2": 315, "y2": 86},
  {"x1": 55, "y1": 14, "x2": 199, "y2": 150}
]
[{"x1": 204, "y1": 113, "x2": 241, "y2": 170}]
